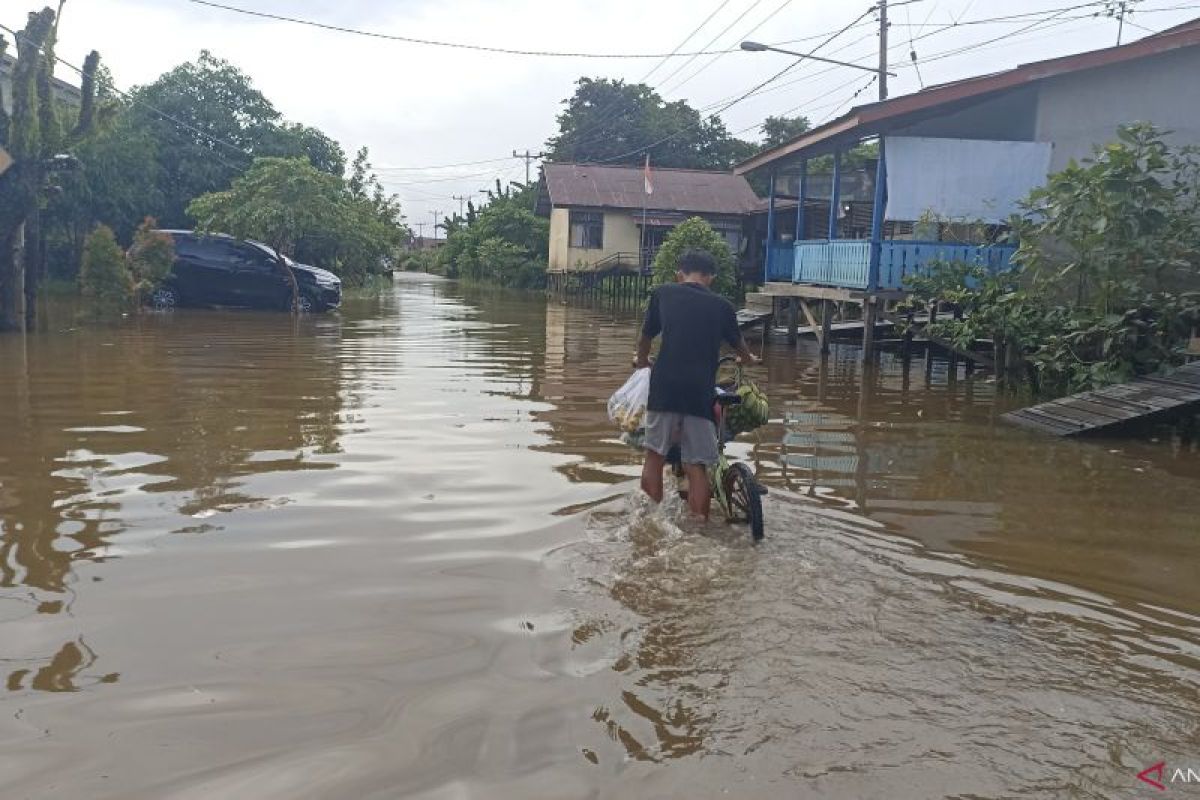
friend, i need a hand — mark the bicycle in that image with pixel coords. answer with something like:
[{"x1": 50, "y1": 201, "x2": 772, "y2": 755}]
[{"x1": 665, "y1": 356, "x2": 768, "y2": 541}]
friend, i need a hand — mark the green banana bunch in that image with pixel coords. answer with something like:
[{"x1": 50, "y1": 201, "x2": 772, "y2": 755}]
[{"x1": 726, "y1": 379, "x2": 769, "y2": 435}]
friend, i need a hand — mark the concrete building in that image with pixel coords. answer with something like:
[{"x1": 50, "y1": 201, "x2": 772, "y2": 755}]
[{"x1": 536, "y1": 163, "x2": 762, "y2": 272}]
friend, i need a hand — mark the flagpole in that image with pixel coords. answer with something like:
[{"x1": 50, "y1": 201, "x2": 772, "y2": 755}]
[{"x1": 640, "y1": 154, "x2": 649, "y2": 270}]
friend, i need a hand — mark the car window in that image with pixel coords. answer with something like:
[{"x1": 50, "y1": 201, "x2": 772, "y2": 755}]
[
  {"x1": 173, "y1": 236, "x2": 204, "y2": 258},
  {"x1": 233, "y1": 246, "x2": 277, "y2": 272}
]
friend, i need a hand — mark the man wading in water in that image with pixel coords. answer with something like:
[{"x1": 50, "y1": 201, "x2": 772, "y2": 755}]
[{"x1": 634, "y1": 248, "x2": 759, "y2": 519}]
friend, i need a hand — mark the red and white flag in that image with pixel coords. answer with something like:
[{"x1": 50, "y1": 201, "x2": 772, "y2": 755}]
[{"x1": 643, "y1": 154, "x2": 653, "y2": 195}]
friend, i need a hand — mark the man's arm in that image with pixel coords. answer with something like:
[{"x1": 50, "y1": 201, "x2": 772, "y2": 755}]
[
  {"x1": 722, "y1": 303, "x2": 760, "y2": 364},
  {"x1": 732, "y1": 334, "x2": 760, "y2": 365},
  {"x1": 634, "y1": 289, "x2": 661, "y2": 369},
  {"x1": 634, "y1": 333, "x2": 654, "y2": 369}
]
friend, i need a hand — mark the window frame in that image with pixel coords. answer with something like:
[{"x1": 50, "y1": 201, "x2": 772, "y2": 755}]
[{"x1": 568, "y1": 210, "x2": 604, "y2": 250}]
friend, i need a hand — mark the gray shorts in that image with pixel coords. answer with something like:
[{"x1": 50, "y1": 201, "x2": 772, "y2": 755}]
[{"x1": 643, "y1": 411, "x2": 719, "y2": 466}]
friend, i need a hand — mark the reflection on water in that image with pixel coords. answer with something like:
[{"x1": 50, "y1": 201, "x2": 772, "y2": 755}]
[{"x1": 0, "y1": 276, "x2": 1198, "y2": 798}]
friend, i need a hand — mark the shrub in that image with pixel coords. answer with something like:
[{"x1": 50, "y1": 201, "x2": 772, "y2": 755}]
[
  {"x1": 902, "y1": 124, "x2": 1200, "y2": 396},
  {"x1": 126, "y1": 217, "x2": 175, "y2": 301},
  {"x1": 651, "y1": 217, "x2": 737, "y2": 302},
  {"x1": 79, "y1": 225, "x2": 134, "y2": 314}
]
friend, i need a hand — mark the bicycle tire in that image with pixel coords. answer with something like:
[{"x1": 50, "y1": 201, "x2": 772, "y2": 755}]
[{"x1": 723, "y1": 462, "x2": 764, "y2": 541}]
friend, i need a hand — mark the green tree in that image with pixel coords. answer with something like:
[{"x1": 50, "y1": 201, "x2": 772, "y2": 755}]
[
  {"x1": 0, "y1": 6, "x2": 100, "y2": 331},
  {"x1": 187, "y1": 156, "x2": 344, "y2": 255},
  {"x1": 438, "y1": 180, "x2": 549, "y2": 287},
  {"x1": 761, "y1": 115, "x2": 811, "y2": 148},
  {"x1": 78, "y1": 224, "x2": 133, "y2": 314},
  {"x1": 129, "y1": 52, "x2": 346, "y2": 227},
  {"x1": 905, "y1": 124, "x2": 1200, "y2": 395},
  {"x1": 187, "y1": 155, "x2": 409, "y2": 286},
  {"x1": 43, "y1": 109, "x2": 164, "y2": 277},
  {"x1": 651, "y1": 217, "x2": 737, "y2": 302},
  {"x1": 546, "y1": 78, "x2": 754, "y2": 169},
  {"x1": 256, "y1": 122, "x2": 345, "y2": 176}
]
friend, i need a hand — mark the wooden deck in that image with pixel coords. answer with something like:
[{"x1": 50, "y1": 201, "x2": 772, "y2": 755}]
[{"x1": 1003, "y1": 361, "x2": 1200, "y2": 436}]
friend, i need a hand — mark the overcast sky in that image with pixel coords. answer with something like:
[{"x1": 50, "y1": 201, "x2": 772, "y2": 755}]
[{"x1": 7, "y1": 0, "x2": 1199, "y2": 230}]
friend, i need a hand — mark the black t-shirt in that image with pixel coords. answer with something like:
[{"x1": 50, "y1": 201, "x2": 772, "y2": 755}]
[{"x1": 641, "y1": 282, "x2": 741, "y2": 420}]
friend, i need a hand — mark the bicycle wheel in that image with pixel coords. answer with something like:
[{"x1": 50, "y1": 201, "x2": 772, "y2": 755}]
[{"x1": 723, "y1": 462, "x2": 764, "y2": 541}]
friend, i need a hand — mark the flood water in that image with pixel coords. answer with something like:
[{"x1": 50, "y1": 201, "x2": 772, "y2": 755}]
[{"x1": 1, "y1": 274, "x2": 1198, "y2": 799}]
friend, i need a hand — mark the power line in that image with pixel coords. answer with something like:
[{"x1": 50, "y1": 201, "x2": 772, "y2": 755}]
[
  {"x1": 177, "y1": 0, "x2": 748, "y2": 58},
  {"x1": 661, "y1": 0, "x2": 795, "y2": 96},
  {"x1": 653, "y1": 0, "x2": 768, "y2": 89},
  {"x1": 549, "y1": 12, "x2": 885, "y2": 158},
  {"x1": 372, "y1": 156, "x2": 515, "y2": 172},
  {"x1": 897, "y1": 7, "x2": 1097, "y2": 68},
  {"x1": 0, "y1": 22, "x2": 251, "y2": 172},
  {"x1": 587, "y1": 6, "x2": 879, "y2": 166},
  {"x1": 640, "y1": 0, "x2": 734, "y2": 82}
]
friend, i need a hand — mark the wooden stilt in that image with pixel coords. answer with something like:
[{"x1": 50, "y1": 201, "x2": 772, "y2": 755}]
[
  {"x1": 820, "y1": 300, "x2": 833, "y2": 355},
  {"x1": 787, "y1": 298, "x2": 799, "y2": 345},
  {"x1": 862, "y1": 298, "x2": 878, "y2": 361}
]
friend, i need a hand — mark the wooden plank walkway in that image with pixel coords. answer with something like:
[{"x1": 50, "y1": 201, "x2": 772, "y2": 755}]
[
  {"x1": 736, "y1": 308, "x2": 773, "y2": 330},
  {"x1": 1003, "y1": 361, "x2": 1200, "y2": 436}
]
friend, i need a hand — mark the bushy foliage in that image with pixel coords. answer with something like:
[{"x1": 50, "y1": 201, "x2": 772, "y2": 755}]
[
  {"x1": 438, "y1": 181, "x2": 549, "y2": 288},
  {"x1": 546, "y1": 78, "x2": 754, "y2": 169},
  {"x1": 187, "y1": 154, "x2": 408, "y2": 285},
  {"x1": 126, "y1": 217, "x2": 175, "y2": 299},
  {"x1": 903, "y1": 125, "x2": 1200, "y2": 396},
  {"x1": 79, "y1": 225, "x2": 133, "y2": 313},
  {"x1": 651, "y1": 217, "x2": 737, "y2": 302},
  {"x1": 128, "y1": 51, "x2": 345, "y2": 227}
]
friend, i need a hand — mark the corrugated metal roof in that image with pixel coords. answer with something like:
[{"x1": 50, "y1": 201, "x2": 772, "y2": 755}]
[{"x1": 542, "y1": 163, "x2": 761, "y2": 215}]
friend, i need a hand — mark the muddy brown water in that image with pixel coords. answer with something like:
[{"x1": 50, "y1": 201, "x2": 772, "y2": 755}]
[{"x1": 1, "y1": 274, "x2": 1198, "y2": 799}]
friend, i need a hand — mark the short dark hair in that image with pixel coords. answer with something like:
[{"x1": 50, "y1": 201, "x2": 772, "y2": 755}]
[{"x1": 678, "y1": 248, "x2": 716, "y2": 275}]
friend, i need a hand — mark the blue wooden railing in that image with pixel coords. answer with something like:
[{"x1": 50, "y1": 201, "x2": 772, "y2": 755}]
[
  {"x1": 878, "y1": 241, "x2": 1016, "y2": 289},
  {"x1": 770, "y1": 239, "x2": 1018, "y2": 291}
]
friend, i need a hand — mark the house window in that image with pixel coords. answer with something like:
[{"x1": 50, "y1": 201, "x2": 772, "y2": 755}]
[{"x1": 569, "y1": 211, "x2": 604, "y2": 249}]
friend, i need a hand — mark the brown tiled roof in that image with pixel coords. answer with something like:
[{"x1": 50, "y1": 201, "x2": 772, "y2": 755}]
[
  {"x1": 542, "y1": 162, "x2": 761, "y2": 215},
  {"x1": 736, "y1": 17, "x2": 1200, "y2": 174}
]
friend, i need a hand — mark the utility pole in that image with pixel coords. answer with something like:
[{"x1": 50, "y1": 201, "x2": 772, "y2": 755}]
[
  {"x1": 415, "y1": 221, "x2": 426, "y2": 241},
  {"x1": 430, "y1": 210, "x2": 441, "y2": 240},
  {"x1": 1116, "y1": 1, "x2": 1128, "y2": 45},
  {"x1": 878, "y1": 0, "x2": 889, "y2": 100},
  {"x1": 451, "y1": 194, "x2": 472, "y2": 219},
  {"x1": 513, "y1": 149, "x2": 546, "y2": 185}
]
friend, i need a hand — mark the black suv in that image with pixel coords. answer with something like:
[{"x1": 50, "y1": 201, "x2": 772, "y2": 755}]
[{"x1": 153, "y1": 230, "x2": 342, "y2": 312}]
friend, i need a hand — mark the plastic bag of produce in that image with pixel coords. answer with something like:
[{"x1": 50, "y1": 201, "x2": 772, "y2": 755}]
[{"x1": 608, "y1": 368, "x2": 651, "y2": 433}]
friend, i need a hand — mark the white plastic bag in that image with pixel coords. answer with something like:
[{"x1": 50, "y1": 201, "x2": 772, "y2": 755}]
[{"x1": 607, "y1": 368, "x2": 651, "y2": 433}]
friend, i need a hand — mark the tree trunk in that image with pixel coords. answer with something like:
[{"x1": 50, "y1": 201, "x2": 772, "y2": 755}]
[
  {"x1": 24, "y1": 208, "x2": 42, "y2": 330},
  {"x1": 0, "y1": 224, "x2": 27, "y2": 331}
]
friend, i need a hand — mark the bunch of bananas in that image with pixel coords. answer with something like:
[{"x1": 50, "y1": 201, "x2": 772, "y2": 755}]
[{"x1": 725, "y1": 379, "x2": 769, "y2": 436}]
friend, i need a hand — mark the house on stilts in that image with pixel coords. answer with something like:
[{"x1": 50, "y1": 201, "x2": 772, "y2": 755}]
[{"x1": 736, "y1": 19, "x2": 1200, "y2": 357}]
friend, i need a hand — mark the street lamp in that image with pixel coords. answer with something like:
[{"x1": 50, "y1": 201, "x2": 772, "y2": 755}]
[{"x1": 740, "y1": 40, "x2": 897, "y2": 76}]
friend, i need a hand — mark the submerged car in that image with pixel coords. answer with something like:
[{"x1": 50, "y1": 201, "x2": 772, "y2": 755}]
[{"x1": 153, "y1": 230, "x2": 342, "y2": 312}]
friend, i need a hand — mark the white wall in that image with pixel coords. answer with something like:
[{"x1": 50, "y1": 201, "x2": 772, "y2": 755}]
[
  {"x1": 547, "y1": 207, "x2": 641, "y2": 270},
  {"x1": 1035, "y1": 46, "x2": 1200, "y2": 172}
]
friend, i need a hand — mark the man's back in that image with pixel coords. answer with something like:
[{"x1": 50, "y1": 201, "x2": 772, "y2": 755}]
[{"x1": 641, "y1": 282, "x2": 740, "y2": 420}]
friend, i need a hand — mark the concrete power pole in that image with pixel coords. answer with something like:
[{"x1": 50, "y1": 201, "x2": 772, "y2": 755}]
[
  {"x1": 430, "y1": 210, "x2": 442, "y2": 240},
  {"x1": 451, "y1": 194, "x2": 471, "y2": 219},
  {"x1": 878, "y1": 0, "x2": 889, "y2": 101},
  {"x1": 513, "y1": 149, "x2": 546, "y2": 185}
]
